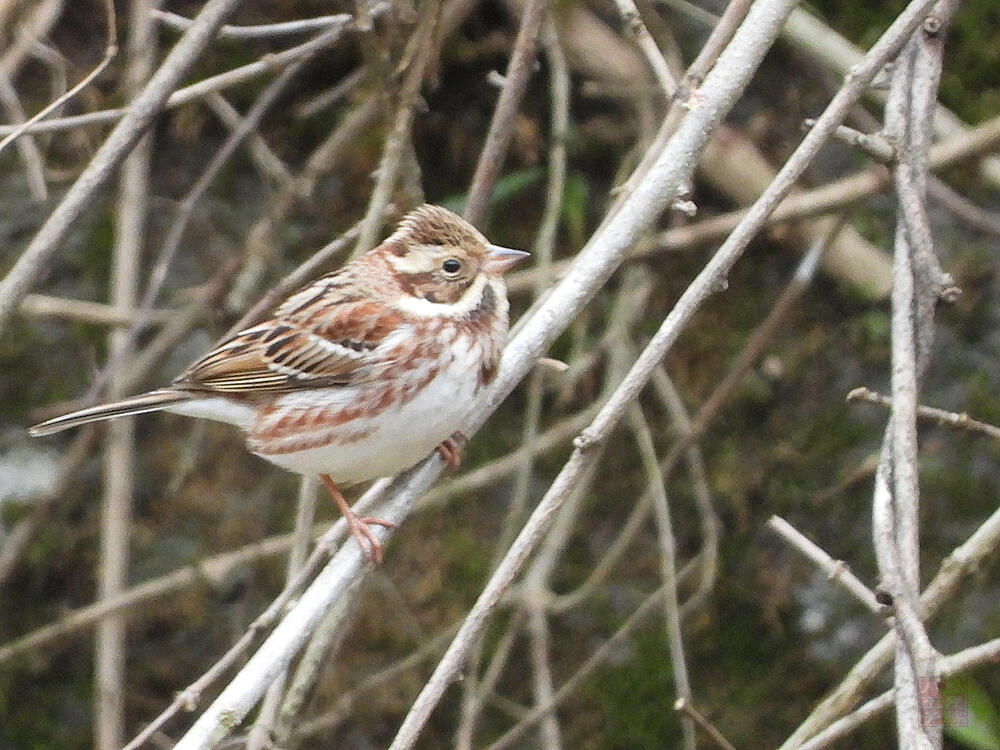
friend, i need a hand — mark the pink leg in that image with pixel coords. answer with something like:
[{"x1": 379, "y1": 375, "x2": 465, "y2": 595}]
[{"x1": 320, "y1": 474, "x2": 395, "y2": 564}]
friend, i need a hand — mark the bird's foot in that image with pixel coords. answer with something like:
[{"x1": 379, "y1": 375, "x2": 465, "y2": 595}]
[
  {"x1": 435, "y1": 431, "x2": 468, "y2": 469},
  {"x1": 320, "y1": 474, "x2": 393, "y2": 564}
]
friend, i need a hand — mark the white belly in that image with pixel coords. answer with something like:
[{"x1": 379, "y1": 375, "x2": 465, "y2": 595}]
[
  {"x1": 167, "y1": 396, "x2": 255, "y2": 429},
  {"x1": 251, "y1": 341, "x2": 484, "y2": 483}
]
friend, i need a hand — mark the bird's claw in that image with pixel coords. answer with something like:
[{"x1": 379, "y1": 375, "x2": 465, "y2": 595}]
[{"x1": 435, "y1": 431, "x2": 467, "y2": 469}]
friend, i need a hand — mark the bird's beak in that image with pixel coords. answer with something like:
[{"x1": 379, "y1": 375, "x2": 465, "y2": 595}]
[{"x1": 484, "y1": 245, "x2": 530, "y2": 274}]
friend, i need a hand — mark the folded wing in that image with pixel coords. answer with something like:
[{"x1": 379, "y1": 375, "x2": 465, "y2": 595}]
[{"x1": 175, "y1": 274, "x2": 404, "y2": 395}]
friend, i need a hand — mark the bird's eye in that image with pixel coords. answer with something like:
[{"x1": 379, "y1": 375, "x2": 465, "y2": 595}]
[{"x1": 442, "y1": 258, "x2": 462, "y2": 274}]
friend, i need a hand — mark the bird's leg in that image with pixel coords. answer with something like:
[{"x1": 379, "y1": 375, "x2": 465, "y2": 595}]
[
  {"x1": 319, "y1": 474, "x2": 395, "y2": 564},
  {"x1": 435, "y1": 430, "x2": 468, "y2": 469}
]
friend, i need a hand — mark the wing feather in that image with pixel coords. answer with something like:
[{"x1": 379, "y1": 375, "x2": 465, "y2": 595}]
[{"x1": 174, "y1": 272, "x2": 404, "y2": 395}]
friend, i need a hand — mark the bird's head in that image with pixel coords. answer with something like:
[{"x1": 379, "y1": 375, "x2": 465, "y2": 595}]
[{"x1": 381, "y1": 205, "x2": 529, "y2": 305}]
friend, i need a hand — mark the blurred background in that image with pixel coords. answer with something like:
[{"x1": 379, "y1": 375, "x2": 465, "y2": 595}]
[{"x1": 0, "y1": 0, "x2": 998, "y2": 748}]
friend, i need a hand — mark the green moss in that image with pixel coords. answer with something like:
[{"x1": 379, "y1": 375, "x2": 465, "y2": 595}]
[
  {"x1": 442, "y1": 524, "x2": 492, "y2": 596},
  {"x1": 0, "y1": 652, "x2": 93, "y2": 749},
  {"x1": 582, "y1": 624, "x2": 681, "y2": 750},
  {"x1": 810, "y1": 0, "x2": 1000, "y2": 123}
]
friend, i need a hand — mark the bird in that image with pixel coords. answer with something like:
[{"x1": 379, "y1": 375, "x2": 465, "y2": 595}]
[{"x1": 30, "y1": 204, "x2": 529, "y2": 563}]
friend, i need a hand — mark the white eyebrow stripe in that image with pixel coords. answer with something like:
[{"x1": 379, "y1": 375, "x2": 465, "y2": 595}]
[{"x1": 386, "y1": 244, "x2": 447, "y2": 274}]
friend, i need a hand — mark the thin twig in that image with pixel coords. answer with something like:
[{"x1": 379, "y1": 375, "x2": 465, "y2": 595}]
[
  {"x1": 928, "y1": 177, "x2": 1000, "y2": 237},
  {"x1": 0, "y1": 0, "x2": 117, "y2": 159},
  {"x1": 796, "y1": 638, "x2": 1000, "y2": 750},
  {"x1": 526, "y1": 606, "x2": 561, "y2": 750},
  {"x1": 486, "y1": 586, "x2": 668, "y2": 750},
  {"x1": 94, "y1": 2, "x2": 152, "y2": 744},
  {"x1": 680, "y1": 0, "x2": 754, "y2": 88},
  {"x1": 648, "y1": 369, "x2": 720, "y2": 617},
  {"x1": 153, "y1": 9, "x2": 350, "y2": 38},
  {"x1": 463, "y1": 0, "x2": 548, "y2": 225},
  {"x1": 0, "y1": 0, "x2": 245, "y2": 335},
  {"x1": 674, "y1": 697, "x2": 739, "y2": 750},
  {"x1": 611, "y1": 0, "x2": 677, "y2": 96},
  {"x1": 17, "y1": 294, "x2": 172, "y2": 327},
  {"x1": 355, "y1": 0, "x2": 441, "y2": 254},
  {"x1": 455, "y1": 611, "x2": 527, "y2": 750},
  {"x1": 628, "y1": 403, "x2": 696, "y2": 750},
  {"x1": 0, "y1": 18, "x2": 358, "y2": 138},
  {"x1": 205, "y1": 93, "x2": 295, "y2": 187},
  {"x1": 767, "y1": 516, "x2": 885, "y2": 615},
  {"x1": 804, "y1": 120, "x2": 896, "y2": 164},
  {"x1": 0, "y1": 72, "x2": 47, "y2": 200},
  {"x1": 780, "y1": 500, "x2": 1000, "y2": 749},
  {"x1": 847, "y1": 387, "x2": 1000, "y2": 440}
]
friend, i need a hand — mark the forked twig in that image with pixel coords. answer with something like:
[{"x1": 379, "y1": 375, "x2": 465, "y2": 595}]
[
  {"x1": 675, "y1": 697, "x2": 739, "y2": 750},
  {"x1": 0, "y1": 0, "x2": 245, "y2": 334},
  {"x1": 0, "y1": 0, "x2": 117, "y2": 160}
]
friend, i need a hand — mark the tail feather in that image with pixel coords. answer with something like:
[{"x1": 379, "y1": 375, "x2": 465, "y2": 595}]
[{"x1": 29, "y1": 390, "x2": 192, "y2": 437}]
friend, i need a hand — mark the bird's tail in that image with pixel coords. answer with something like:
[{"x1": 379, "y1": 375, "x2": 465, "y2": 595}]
[{"x1": 29, "y1": 390, "x2": 192, "y2": 437}]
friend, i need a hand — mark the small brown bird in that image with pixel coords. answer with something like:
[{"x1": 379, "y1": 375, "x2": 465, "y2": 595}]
[{"x1": 30, "y1": 205, "x2": 529, "y2": 562}]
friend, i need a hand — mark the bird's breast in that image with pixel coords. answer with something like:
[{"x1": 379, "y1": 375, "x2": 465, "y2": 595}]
[{"x1": 246, "y1": 323, "x2": 497, "y2": 482}]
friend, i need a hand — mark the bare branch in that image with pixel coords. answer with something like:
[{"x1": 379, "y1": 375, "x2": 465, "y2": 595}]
[
  {"x1": 0, "y1": 18, "x2": 356, "y2": 138},
  {"x1": 767, "y1": 515, "x2": 885, "y2": 615},
  {"x1": 611, "y1": 0, "x2": 677, "y2": 97},
  {"x1": 0, "y1": 0, "x2": 245, "y2": 335},
  {"x1": 872, "y1": 6, "x2": 957, "y2": 746},
  {"x1": 463, "y1": 0, "x2": 548, "y2": 225},
  {"x1": 355, "y1": 1, "x2": 441, "y2": 253},
  {"x1": 0, "y1": 0, "x2": 117, "y2": 160},
  {"x1": 94, "y1": 2, "x2": 151, "y2": 744},
  {"x1": 847, "y1": 387, "x2": 1000, "y2": 440},
  {"x1": 153, "y1": 9, "x2": 350, "y2": 38},
  {"x1": 628, "y1": 404, "x2": 695, "y2": 750},
  {"x1": 797, "y1": 638, "x2": 1000, "y2": 750},
  {"x1": 675, "y1": 697, "x2": 739, "y2": 750},
  {"x1": 17, "y1": 294, "x2": 172, "y2": 326},
  {"x1": 780, "y1": 498, "x2": 1000, "y2": 749}
]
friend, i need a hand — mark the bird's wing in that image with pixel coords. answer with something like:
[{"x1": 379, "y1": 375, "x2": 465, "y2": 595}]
[{"x1": 175, "y1": 272, "x2": 404, "y2": 395}]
